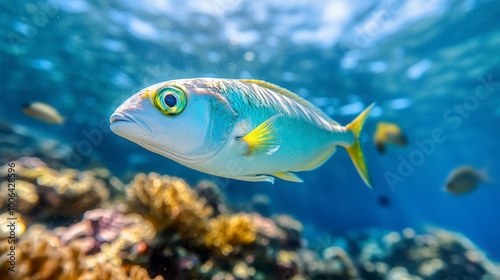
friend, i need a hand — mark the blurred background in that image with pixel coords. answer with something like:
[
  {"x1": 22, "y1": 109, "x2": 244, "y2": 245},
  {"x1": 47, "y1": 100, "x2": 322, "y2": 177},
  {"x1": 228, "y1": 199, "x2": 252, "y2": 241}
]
[{"x1": 1, "y1": 0, "x2": 500, "y2": 278}]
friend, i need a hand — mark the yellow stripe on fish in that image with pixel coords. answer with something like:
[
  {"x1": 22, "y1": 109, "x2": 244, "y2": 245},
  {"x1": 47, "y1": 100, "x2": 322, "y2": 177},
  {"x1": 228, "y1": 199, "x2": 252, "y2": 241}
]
[{"x1": 110, "y1": 78, "x2": 374, "y2": 188}]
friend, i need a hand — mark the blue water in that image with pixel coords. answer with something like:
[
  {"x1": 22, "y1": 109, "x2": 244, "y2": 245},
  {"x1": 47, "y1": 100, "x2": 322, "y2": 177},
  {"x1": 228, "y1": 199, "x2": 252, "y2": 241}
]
[{"x1": 2, "y1": 0, "x2": 500, "y2": 263}]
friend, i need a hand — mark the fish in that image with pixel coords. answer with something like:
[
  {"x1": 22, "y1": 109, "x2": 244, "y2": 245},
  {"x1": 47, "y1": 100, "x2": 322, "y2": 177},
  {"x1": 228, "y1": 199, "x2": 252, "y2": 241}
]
[
  {"x1": 377, "y1": 195, "x2": 391, "y2": 207},
  {"x1": 23, "y1": 102, "x2": 64, "y2": 124},
  {"x1": 110, "y1": 78, "x2": 374, "y2": 188},
  {"x1": 445, "y1": 165, "x2": 491, "y2": 195},
  {"x1": 373, "y1": 122, "x2": 407, "y2": 153}
]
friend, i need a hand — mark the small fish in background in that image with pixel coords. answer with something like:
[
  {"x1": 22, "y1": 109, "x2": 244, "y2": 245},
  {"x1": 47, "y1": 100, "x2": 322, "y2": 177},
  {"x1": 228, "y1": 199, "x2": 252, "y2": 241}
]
[
  {"x1": 377, "y1": 195, "x2": 391, "y2": 207},
  {"x1": 445, "y1": 165, "x2": 492, "y2": 195},
  {"x1": 373, "y1": 122, "x2": 407, "y2": 153},
  {"x1": 23, "y1": 102, "x2": 64, "y2": 124}
]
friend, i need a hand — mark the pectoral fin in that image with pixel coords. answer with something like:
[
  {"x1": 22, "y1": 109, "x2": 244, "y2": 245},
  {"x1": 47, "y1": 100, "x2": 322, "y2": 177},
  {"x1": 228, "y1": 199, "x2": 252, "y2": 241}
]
[
  {"x1": 273, "y1": 172, "x2": 303, "y2": 183},
  {"x1": 240, "y1": 114, "x2": 283, "y2": 155}
]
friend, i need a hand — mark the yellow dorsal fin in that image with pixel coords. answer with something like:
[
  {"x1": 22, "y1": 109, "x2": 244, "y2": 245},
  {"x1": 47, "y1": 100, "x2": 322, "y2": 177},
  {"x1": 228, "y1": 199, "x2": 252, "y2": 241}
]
[
  {"x1": 240, "y1": 79, "x2": 339, "y2": 126},
  {"x1": 241, "y1": 114, "x2": 282, "y2": 155},
  {"x1": 273, "y1": 172, "x2": 303, "y2": 183},
  {"x1": 345, "y1": 103, "x2": 375, "y2": 189}
]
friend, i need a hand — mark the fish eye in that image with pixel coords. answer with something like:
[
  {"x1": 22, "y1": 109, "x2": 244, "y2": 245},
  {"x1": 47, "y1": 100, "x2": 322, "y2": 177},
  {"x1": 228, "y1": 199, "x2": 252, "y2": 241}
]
[
  {"x1": 154, "y1": 86, "x2": 187, "y2": 116},
  {"x1": 164, "y1": 94, "x2": 177, "y2": 107}
]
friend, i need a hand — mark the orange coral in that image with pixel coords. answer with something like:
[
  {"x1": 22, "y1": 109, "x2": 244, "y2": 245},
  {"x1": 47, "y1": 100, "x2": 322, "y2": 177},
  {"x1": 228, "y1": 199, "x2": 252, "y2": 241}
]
[
  {"x1": 126, "y1": 172, "x2": 212, "y2": 243},
  {"x1": 126, "y1": 172, "x2": 256, "y2": 255},
  {"x1": 0, "y1": 180, "x2": 39, "y2": 214},
  {"x1": 0, "y1": 164, "x2": 109, "y2": 217},
  {"x1": 0, "y1": 225, "x2": 162, "y2": 280},
  {"x1": 205, "y1": 213, "x2": 256, "y2": 256},
  {"x1": 0, "y1": 225, "x2": 84, "y2": 280}
]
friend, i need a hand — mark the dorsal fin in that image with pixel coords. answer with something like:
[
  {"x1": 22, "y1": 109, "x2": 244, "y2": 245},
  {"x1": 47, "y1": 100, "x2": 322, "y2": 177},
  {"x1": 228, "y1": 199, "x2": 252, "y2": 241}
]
[{"x1": 239, "y1": 79, "x2": 339, "y2": 126}]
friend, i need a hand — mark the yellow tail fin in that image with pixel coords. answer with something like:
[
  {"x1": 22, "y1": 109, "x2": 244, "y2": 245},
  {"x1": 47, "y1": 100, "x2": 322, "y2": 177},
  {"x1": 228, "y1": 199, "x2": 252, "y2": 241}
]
[{"x1": 345, "y1": 103, "x2": 375, "y2": 189}]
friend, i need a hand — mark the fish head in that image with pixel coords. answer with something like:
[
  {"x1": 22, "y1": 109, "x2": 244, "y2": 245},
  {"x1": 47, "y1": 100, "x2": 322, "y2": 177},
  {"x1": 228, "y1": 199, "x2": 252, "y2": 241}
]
[
  {"x1": 445, "y1": 181, "x2": 459, "y2": 193},
  {"x1": 110, "y1": 79, "x2": 238, "y2": 164}
]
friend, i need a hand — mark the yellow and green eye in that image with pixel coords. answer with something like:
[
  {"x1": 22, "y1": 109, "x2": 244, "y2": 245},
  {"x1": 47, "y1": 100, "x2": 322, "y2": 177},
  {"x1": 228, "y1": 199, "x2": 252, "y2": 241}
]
[{"x1": 154, "y1": 86, "x2": 187, "y2": 115}]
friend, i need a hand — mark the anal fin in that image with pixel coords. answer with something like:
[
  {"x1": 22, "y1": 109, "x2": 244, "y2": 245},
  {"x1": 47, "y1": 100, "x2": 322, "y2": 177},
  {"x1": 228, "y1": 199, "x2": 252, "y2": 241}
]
[
  {"x1": 273, "y1": 172, "x2": 303, "y2": 183},
  {"x1": 235, "y1": 175, "x2": 275, "y2": 184}
]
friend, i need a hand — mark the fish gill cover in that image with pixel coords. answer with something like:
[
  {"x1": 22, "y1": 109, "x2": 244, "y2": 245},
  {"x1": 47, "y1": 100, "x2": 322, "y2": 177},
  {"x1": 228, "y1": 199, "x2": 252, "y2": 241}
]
[{"x1": 1, "y1": 0, "x2": 500, "y2": 279}]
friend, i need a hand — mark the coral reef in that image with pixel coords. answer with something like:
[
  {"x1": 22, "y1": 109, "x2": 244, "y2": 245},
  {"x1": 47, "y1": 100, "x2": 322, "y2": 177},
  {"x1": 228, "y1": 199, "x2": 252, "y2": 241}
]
[
  {"x1": 273, "y1": 214, "x2": 304, "y2": 250},
  {"x1": 126, "y1": 172, "x2": 256, "y2": 257},
  {"x1": 0, "y1": 225, "x2": 162, "y2": 280},
  {"x1": 357, "y1": 227, "x2": 500, "y2": 279},
  {"x1": 127, "y1": 173, "x2": 212, "y2": 230},
  {"x1": 322, "y1": 246, "x2": 360, "y2": 279},
  {"x1": 204, "y1": 213, "x2": 256, "y2": 256},
  {"x1": 126, "y1": 172, "x2": 212, "y2": 240},
  {"x1": 251, "y1": 213, "x2": 287, "y2": 247},
  {"x1": 1, "y1": 157, "x2": 499, "y2": 279},
  {"x1": 0, "y1": 213, "x2": 26, "y2": 239},
  {"x1": 0, "y1": 158, "x2": 109, "y2": 219},
  {"x1": 57, "y1": 206, "x2": 156, "y2": 265},
  {"x1": 195, "y1": 179, "x2": 227, "y2": 216},
  {"x1": 0, "y1": 225, "x2": 83, "y2": 280},
  {"x1": 81, "y1": 262, "x2": 164, "y2": 280}
]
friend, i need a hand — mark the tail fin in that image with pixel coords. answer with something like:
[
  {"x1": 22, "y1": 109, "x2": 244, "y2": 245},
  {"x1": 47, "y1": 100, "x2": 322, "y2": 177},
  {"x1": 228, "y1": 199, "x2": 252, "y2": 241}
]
[
  {"x1": 479, "y1": 165, "x2": 493, "y2": 183},
  {"x1": 346, "y1": 103, "x2": 375, "y2": 189}
]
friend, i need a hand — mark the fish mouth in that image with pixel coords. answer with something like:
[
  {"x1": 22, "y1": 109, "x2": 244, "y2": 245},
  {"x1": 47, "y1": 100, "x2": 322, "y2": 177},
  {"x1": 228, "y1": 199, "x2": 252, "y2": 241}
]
[
  {"x1": 110, "y1": 112, "x2": 129, "y2": 124},
  {"x1": 110, "y1": 111, "x2": 215, "y2": 164},
  {"x1": 110, "y1": 111, "x2": 154, "y2": 138}
]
